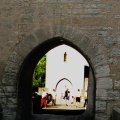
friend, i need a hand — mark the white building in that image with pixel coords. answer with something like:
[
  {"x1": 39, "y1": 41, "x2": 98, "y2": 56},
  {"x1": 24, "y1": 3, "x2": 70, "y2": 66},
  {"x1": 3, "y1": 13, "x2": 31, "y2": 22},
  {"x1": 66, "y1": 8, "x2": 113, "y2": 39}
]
[{"x1": 45, "y1": 44, "x2": 89, "y2": 98}]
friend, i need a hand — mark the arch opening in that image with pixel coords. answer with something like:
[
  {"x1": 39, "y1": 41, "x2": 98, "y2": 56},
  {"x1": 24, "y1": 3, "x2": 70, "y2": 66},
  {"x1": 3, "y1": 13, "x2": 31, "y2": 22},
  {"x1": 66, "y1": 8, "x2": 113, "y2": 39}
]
[
  {"x1": 55, "y1": 78, "x2": 72, "y2": 90},
  {"x1": 55, "y1": 78, "x2": 72, "y2": 99},
  {"x1": 16, "y1": 37, "x2": 95, "y2": 120}
]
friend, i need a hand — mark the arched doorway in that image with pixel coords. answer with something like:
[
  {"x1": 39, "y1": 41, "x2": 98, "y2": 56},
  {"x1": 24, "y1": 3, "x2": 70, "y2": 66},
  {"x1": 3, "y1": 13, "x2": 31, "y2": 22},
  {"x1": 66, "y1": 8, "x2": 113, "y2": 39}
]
[
  {"x1": 16, "y1": 37, "x2": 95, "y2": 120},
  {"x1": 55, "y1": 78, "x2": 73, "y2": 99}
]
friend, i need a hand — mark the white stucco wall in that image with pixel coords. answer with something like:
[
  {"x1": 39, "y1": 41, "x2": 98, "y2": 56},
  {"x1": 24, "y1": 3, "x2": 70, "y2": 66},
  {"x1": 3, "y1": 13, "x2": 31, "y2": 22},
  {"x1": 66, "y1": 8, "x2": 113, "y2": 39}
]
[{"x1": 46, "y1": 45, "x2": 89, "y2": 98}]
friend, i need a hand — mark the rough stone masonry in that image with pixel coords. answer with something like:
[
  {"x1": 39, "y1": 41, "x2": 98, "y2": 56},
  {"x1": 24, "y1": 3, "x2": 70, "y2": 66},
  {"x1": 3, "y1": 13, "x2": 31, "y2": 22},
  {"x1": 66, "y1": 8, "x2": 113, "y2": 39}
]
[{"x1": 0, "y1": 0, "x2": 120, "y2": 120}]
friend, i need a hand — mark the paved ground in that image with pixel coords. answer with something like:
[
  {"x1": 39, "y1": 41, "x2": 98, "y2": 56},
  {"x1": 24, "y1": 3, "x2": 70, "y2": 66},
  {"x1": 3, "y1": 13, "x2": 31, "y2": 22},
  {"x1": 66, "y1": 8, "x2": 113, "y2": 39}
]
[
  {"x1": 43, "y1": 104, "x2": 85, "y2": 110},
  {"x1": 33, "y1": 98, "x2": 86, "y2": 115},
  {"x1": 44, "y1": 98, "x2": 85, "y2": 110},
  {"x1": 40, "y1": 99, "x2": 86, "y2": 115},
  {"x1": 32, "y1": 98, "x2": 89, "y2": 120}
]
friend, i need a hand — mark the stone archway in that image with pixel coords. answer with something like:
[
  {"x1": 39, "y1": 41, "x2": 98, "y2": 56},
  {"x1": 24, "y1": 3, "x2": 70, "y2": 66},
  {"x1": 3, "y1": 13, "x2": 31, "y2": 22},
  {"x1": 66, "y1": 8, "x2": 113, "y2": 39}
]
[
  {"x1": 55, "y1": 78, "x2": 72, "y2": 90},
  {"x1": 16, "y1": 37, "x2": 95, "y2": 120},
  {"x1": 3, "y1": 26, "x2": 96, "y2": 120},
  {"x1": 55, "y1": 78, "x2": 72, "y2": 99}
]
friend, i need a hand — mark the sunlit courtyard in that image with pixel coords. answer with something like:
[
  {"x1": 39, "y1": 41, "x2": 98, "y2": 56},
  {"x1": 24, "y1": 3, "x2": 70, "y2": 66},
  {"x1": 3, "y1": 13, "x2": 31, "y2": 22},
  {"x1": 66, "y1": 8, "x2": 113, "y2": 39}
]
[{"x1": 32, "y1": 44, "x2": 89, "y2": 115}]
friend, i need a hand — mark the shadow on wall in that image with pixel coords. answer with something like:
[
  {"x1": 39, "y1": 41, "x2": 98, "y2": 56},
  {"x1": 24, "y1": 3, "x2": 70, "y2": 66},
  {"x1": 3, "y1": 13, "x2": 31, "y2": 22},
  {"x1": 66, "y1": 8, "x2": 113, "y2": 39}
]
[{"x1": 0, "y1": 104, "x2": 3, "y2": 120}]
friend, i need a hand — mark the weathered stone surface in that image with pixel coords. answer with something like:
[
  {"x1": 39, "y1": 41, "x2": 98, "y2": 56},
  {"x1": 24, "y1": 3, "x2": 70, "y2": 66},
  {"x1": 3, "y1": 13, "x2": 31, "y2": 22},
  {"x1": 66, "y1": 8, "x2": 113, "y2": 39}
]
[
  {"x1": 95, "y1": 113, "x2": 110, "y2": 120},
  {"x1": 2, "y1": 73, "x2": 17, "y2": 85},
  {"x1": 96, "y1": 89, "x2": 120, "y2": 100},
  {"x1": 78, "y1": 35, "x2": 92, "y2": 51},
  {"x1": 35, "y1": 27, "x2": 48, "y2": 42},
  {"x1": 71, "y1": 30, "x2": 84, "y2": 42},
  {"x1": 110, "y1": 48, "x2": 120, "y2": 56},
  {"x1": 104, "y1": 37, "x2": 117, "y2": 46},
  {"x1": 96, "y1": 77, "x2": 113, "y2": 89},
  {"x1": 95, "y1": 65, "x2": 111, "y2": 78},
  {"x1": 114, "y1": 80, "x2": 120, "y2": 89},
  {"x1": 96, "y1": 101, "x2": 106, "y2": 111},
  {"x1": 107, "y1": 101, "x2": 120, "y2": 116},
  {"x1": 64, "y1": 25, "x2": 75, "y2": 40},
  {"x1": 108, "y1": 58, "x2": 118, "y2": 65},
  {"x1": 93, "y1": 54, "x2": 107, "y2": 67},
  {"x1": 0, "y1": 0, "x2": 120, "y2": 120}
]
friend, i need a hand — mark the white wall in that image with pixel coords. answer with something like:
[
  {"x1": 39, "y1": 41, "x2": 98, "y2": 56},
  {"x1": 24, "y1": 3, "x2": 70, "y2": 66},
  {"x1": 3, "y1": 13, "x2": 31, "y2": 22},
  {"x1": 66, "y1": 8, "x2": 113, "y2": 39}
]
[{"x1": 45, "y1": 45, "x2": 89, "y2": 98}]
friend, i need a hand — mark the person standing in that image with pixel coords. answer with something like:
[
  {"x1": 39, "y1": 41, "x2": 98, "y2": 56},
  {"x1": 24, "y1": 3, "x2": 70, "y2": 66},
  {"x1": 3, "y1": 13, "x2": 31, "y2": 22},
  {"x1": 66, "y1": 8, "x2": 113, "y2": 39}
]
[
  {"x1": 75, "y1": 89, "x2": 81, "y2": 107},
  {"x1": 84, "y1": 91, "x2": 88, "y2": 108},
  {"x1": 70, "y1": 96, "x2": 75, "y2": 107},
  {"x1": 64, "y1": 88, "x2": 70, "y2": 106},
  {"x1": 46, "y1": 93, "x2": 49, "y2": 105},
  {"x1": 51, "y1": 89, "x2": 57, "y2": 105},
  {"x1": 40, "y1": 89, "x2": 47, "y2": 108}
]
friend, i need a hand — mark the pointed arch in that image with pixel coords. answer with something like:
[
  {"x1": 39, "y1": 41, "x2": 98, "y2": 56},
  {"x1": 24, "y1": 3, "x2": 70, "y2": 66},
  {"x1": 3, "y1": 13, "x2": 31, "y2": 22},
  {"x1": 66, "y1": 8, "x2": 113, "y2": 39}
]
[
  {"x1": 55, "y1": 78, "x2": 72, "y2": 90},
  {"x1": 15, "y1": 36, "x2": 95, "y2": 120}
]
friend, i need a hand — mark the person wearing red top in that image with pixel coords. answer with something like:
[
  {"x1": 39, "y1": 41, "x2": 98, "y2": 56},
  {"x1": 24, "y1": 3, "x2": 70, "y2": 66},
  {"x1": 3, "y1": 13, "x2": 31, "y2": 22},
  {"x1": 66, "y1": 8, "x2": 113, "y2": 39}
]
[{"x1": 40, "y1": 89, "x2": 47, "y2": 108}]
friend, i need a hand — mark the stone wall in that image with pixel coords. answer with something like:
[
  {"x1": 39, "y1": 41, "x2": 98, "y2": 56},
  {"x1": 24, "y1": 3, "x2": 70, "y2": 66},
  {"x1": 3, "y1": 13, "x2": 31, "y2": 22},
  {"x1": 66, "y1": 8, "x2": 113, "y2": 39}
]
[{"x1": 0, "y1": 0, "x2": 120, "y2": 120}]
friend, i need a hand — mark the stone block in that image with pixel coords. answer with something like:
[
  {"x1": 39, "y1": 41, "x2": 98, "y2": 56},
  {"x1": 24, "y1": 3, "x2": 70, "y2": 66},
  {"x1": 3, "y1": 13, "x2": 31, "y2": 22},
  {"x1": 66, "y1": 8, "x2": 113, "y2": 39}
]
[
  {"x1": 96, "y1": 65, "x2": 110, "y2": 77},
  {"x1": 97, "y1": 31, "x2": 108, "y2": 36},
  {"x1": 108, "y1": 58, "x2": 117, "y2": 64},
  {"x1": 83, "y1": 8, "x2": 101, "y2": 14},
  {"x1": 35, "y1": 0, "x2": 44, "y2": 3},
  {"x1": 114, "y1": 80, "x2": 120, "y2": 89},
  {"x1": 95, "y1": 113, "x2": 110, "y2": 120},
  {"x1": 104, "y1": 37, "x2": 117, "y2": 46},
  {"x1": 3, "y1": 86, "x2": 16, "y2": 93},
  {"x1": 96, "y1": 89, "x2": 120, "y2": 100},
  {"x1": 7, "y1": 52, "x2": 23, "y2": 67},
  {"x1": 71, "y1": 30, "x2": 84, "y2": 42},
  {"x1": 5, "y1": 61, "x2": 19, "y2": 73},
  {"x1": 23, "y1": 34, "x2": 38, "y2": 49},
  {"x1": 2, "y1": 73, "x2": 17, "y2": 85},
  {"x1": 77, "y1": 35, "x2": 92, "y2": 52},
  {"x1": 52, "y1": 25, "x2": 61, "y2": 37},
  {"x1": 107, "y1": 101, "x2": 120, "y2": 116},
  {"x1": 96, "y1": 77, "x2": 113, "y2": 89},
  {"x1": 35, "y1": 27, "x2": 48, "y2": 43},
  {"x1": 59, "y1": 0, "x2": 68, "y2": 3},
  {"x1": 64, "y1": 25, "x2": 74, "y2": 40},
  {"x1": 15, "y1": 36, "x2": 37, "y2": 58},
  {"x1": 110, "y1": 48, "x2": 120, "y2": 57},
  {"x1": 96, "y1": 101, "x2": 106, "y2": 111},
  {"x1": 115, "y1": 15, "x2": 120, "y2": 18},
  {"x1": 0, "y1": 98, "x2": 7, "y2": 110},
  {"x1": 93, "y1": 54, "x2": 107, "y2": 67}
]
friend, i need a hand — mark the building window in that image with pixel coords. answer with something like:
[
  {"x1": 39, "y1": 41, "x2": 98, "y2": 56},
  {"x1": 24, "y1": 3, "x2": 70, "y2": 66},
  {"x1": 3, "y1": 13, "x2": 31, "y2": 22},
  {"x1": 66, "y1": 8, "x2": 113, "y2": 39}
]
[{"x1": 64, "y1": 52, "x2": 67, "y2": 62}]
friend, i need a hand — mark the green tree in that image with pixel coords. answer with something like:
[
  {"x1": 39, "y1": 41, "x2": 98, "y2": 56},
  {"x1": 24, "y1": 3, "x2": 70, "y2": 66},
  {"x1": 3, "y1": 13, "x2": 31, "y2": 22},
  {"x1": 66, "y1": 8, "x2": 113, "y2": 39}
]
[{"x1": 33, "y1": 55, "x2": 46, "y2": 87}]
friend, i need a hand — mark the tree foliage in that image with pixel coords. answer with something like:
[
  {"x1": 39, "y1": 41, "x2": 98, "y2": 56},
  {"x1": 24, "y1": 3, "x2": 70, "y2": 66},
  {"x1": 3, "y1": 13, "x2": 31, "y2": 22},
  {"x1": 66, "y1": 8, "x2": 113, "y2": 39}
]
[{"x1": 33, "y1": 55, "x2": 46, "y2": 87}]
